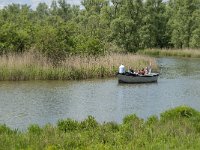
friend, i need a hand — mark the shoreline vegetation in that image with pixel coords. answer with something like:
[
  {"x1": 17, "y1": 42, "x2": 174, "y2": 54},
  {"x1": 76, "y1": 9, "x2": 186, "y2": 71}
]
[
  {"x1": 1, "y1": 106, "x2": 200, "y2": 149},
  {"x1": 0, "y1": 52, "x2": 158, "y2": 81},
  {"x1": 1, "y1": 0, "x2": 200, "y2": 62},
  {"x1": 138, "y1": 49, "x2": 200, "y2": 58}
]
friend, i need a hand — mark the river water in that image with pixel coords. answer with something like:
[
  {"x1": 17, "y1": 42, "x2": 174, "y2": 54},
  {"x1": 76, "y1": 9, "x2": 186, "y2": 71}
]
[{"x1": 0, "y1": 57, "x2": 200, "y2": 130}]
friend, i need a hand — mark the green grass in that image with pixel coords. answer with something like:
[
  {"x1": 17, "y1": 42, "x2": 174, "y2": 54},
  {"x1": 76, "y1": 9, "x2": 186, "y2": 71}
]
[
  {"x1": 0, "y1": 53, "x2": 158, "y2": 81},
  {"x1": 138, "y1": 49, "x2": 200, "y2": 58},
  {"x1": 1, "y1": 106, "x2": 200, "y2": 149}
]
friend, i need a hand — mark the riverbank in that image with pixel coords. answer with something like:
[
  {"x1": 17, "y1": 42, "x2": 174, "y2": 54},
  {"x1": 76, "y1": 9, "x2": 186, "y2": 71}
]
[
  {"x1": 0, "y1": 52, "x2": 157, "y2": 81},
  {"x1": 138, "y1": 49, "x2": 200, "y2": 58},
  {"x1": 1, "y1": 106, "x2": 200, "y2": 149}
]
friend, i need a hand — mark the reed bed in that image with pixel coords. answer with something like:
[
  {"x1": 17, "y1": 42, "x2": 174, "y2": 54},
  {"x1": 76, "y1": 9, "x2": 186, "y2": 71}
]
[
  {"x1": 138, "y1": 49, "x2": 200, "y2": 58},
  {"x1": 0, "y1": 52, "x2": 157, "y2": 81},
  {"x1": 1, "y1": 106, "x2": 200, "y2": 149}
]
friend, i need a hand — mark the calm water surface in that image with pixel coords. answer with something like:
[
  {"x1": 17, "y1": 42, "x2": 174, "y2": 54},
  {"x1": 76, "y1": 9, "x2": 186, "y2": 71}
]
[{"x1": 0, "y1": 57, "x2": 200, "y2": 130}]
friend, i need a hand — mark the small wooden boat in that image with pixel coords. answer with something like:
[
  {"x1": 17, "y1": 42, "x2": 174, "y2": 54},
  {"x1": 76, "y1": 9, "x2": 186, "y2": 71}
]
[{"x1": 117, "y1": 73, "x2": 159, "y2": 83}]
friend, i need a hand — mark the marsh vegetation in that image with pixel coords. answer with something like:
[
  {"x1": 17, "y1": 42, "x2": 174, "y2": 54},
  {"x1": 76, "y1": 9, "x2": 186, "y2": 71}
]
[
  {"x1": 138, "y1": 49, "x2": 200, "y2": 58},
  {"x1": 0, "y1": 52, "x2": 157, "y2": 80},
  {"x1": 1, "y1": 106, "x2": 200, "y2": 149},
  {"x1": 0, "y1": 0, "x2": 200, "y2": 80}
]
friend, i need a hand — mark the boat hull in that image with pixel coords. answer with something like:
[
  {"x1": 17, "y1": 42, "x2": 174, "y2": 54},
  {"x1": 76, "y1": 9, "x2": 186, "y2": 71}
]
[{"x1": 117, "y1": 73, "x2": 159, "y2": 83}]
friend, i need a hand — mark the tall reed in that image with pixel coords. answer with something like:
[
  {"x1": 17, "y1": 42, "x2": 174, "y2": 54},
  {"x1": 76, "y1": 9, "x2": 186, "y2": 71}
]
[
  {"x1": 0, "y1": 52, "x2": 158, "y2": 81},
  {"x1": 138, "y1": 49, "x2": 200, "y2": 58}
]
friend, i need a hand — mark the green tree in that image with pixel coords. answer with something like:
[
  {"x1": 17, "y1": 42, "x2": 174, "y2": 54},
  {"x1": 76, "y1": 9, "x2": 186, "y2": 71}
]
[
  {"x1": 73, "y1": 35, "x2": 104, "y2": 55},
  {"x1": 35, "y1": 22, "x2": 77, "y2": 61},
  {"x1": 36, "y1": 2, "x2": 49, "y2": 20},
  {"x1": 0, "y1": 4, "x2": 33, "y2": 52},
  {"x1": 57, "y1": 0, "x2": 72, "y2": 21},
  {"x1": 167, "y1": 0, "x2": 199, "y2": 48},
  {"x1": 81, "y1": 0, "x2": 109, "y2": 14},
  {"x1": 0, "y1": 23, "x2": 30, "y2": 53},
  {"x1": 190, "y1": 8, "x2": 200, "y2": 48},
  {"x1": 111, "y1": 0, "x2": 143, "y2": 52},
  {"x1": 140, "y1": 0, "x2": 168, "y2": 48}
]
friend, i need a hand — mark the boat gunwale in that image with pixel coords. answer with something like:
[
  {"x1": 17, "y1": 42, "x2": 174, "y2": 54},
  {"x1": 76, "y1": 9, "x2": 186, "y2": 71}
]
[{"x1": 117, "y1": 73, "x2": 159, "y2": 83}]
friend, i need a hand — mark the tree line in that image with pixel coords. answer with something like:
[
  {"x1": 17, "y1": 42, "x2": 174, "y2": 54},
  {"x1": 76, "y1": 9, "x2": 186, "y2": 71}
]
[{"x1": 0, "y1": 0, "x2": 200, "y2": 60}]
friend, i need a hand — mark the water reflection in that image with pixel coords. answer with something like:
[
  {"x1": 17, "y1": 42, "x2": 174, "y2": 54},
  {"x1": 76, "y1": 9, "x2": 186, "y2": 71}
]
[
  {"x1": 158, "y1": 57, "x2": 200, "y2": 78},
  {"x1": 0, "y1": 57, "x2": 200, "y2": 130}
]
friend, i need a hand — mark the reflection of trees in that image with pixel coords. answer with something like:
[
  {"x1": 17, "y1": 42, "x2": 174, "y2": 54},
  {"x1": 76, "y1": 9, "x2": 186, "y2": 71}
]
[
  {"x1": 37, "y1": 81, "x2": 73, "y2": 123},
  {"x1": 158, "y1": 58, "x2": 199, "y2": 78},
  {"x1": 175, "y1": 59, "x2": 197, "y2": 76}
]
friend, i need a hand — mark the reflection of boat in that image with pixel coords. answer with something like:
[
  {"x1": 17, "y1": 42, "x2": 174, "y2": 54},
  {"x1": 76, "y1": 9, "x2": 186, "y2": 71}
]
[{"x1": 117, "y1": 73, "x2": 159, "y2": 83}]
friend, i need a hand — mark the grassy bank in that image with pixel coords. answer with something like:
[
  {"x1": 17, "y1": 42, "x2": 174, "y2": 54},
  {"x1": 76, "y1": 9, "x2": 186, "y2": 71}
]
[
  {"x1": 0, "y1": 52, "x2": 157, "y2": 81},
  {"x1": 1, "y1": 106, "x2": 200, "y2": 149},
  {"x1": 138, "y1": 49, "x2": 200, "y2": 58}
]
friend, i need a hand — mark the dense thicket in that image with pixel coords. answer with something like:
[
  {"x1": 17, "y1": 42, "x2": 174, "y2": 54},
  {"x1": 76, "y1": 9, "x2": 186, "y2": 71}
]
[{"x1": 0, "y1": 0, "x2": 200, "y2": 59}]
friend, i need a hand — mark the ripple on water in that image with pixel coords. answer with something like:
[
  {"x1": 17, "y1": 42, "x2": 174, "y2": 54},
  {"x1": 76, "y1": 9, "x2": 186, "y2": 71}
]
[{"x1": 0, "y1": 57, "x2": 200, "y2": 130}]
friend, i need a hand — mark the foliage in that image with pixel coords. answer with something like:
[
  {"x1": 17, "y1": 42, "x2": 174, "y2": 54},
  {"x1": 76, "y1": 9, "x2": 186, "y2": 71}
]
[
  {"x1": 166, "y1": 0, "x2": 200, "y2": 48},
  {"x1": 0, "y1": 0, "x2": 200, "y2": 61},
  {"x1": 160, "y1": 106, "x2": 200, "y2": 121},
  {"x1": 1, "y1": 106, "x2": 200, "y2": 149},
  {"x1": 28, "y1": 124, "x2": 42, "y2": 135},
  {"x1": 57, "y1": 119, "x2": 79, "y2": 132},
  {"x1": 80, "y1": 116, "x2": 99, "y2": 130}
]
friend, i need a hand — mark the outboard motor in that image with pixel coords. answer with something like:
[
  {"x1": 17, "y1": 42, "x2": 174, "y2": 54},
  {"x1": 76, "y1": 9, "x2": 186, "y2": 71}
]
[{"x1": 119, "y1": 64, "x2": 125, "y2": 74}]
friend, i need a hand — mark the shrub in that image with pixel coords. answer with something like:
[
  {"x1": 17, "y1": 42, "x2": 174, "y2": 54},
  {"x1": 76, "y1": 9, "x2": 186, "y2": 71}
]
[
  {"x1": 57, "y1": 119, "x2": 79, "y2": 132},
  {"x1": 102, "y1": 122, "x2": 119, "y2": 132},
  {"x1": 28, "y1": 124, "x2": 42, "y2": 135},
  {"x1": 80, "y1": 116, "x2": 98, "y2": 130},
  {"x1": 0, "y1": 124, "x2": 13, "y2": 134},
  {"x1": 146, "y1": 115, "x2": 159, "y2": 125},
  {"x1": 160, "y1": 106, "x2": 200, "y2": 121},
  {"x1": 123, "y1": 114, "x2": 140, "y2": 125}
]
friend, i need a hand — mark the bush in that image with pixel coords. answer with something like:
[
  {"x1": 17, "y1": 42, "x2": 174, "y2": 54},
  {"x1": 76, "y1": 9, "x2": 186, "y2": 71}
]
[
  {"x1": 102, "y1": 122, "x2": 119, "y2": 132},
  {"x1": 1, "y1": 106, "x2": 200, "y2": 149},
  {"x1": 80, "y1": 116, "x2": 98, "y2": 130},
  {"x1": 123, "y1": 114, "x2": 140, "y2": 125},
  {"x1": 28, "y1": 124, "x2": 42, "y2": 135},
  {"x1": 146, "y1": 115, "x2": 159, "y2": 125},
  {"x1": 0, "y1": 124, "x2": 13, "y2": 134},
  {"x1": 57, "y1": 119, "x2": 79, "y2": 132},
  {"x1": 160, "y1": 106, "x2": 200, "y2": 121}
]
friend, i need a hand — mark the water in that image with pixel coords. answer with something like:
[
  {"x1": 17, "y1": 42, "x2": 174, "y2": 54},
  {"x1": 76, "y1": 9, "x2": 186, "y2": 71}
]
[{"x1": 0, "y1": 57, "x2": 200, "y2": 130}]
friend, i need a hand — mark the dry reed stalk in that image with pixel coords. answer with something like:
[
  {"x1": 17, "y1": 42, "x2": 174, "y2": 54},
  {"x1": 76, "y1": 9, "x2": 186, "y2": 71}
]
[
  {"x1": 61, "y1": 53, "x2": 157, "y2": 71},
  {"x1": 0, "y1": 52, "x2": 158, "y2": 80},
  {"x1": 0, "y1": 52, "x2": 53, "y2": 69},
  {"x1": 0, "y1": 52, "x2": 157, "y2": 70},
  {"x1": 142, "y1": 48, "x2": 200, "y2": 58}
]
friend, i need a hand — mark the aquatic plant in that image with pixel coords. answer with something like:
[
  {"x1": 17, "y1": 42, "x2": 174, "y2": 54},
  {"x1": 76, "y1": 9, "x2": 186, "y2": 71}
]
[
  {"x1": 138, "y1": 49, "x2": 200, "y2": 58},
  {"x1": 1, "y1": 106, "x2": 200, "y2": 149},
  {"x1": 0, "y1": 52, "x2": 158, "y2": 81}
]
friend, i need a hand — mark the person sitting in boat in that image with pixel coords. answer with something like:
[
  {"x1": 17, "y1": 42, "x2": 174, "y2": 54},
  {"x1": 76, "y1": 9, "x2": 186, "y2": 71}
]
[
  {"x1": 128, "y1": 68, "x2": 134, "y2": 74},
  {"x1": 145, "y1": 67, "x2": 149, "y2": 74},
  {"x1": 138, "y1": 68, "x2": 145, "y2": 75},
  {"x1": 148, "y1": 65, "x2": 151, "y2": 74},
  {"x1": 119, "y1": 64, "x2": 125, "y2": 74},
  {"x1": 147, "y1": 62, "x2": 152, "y2": 74}
]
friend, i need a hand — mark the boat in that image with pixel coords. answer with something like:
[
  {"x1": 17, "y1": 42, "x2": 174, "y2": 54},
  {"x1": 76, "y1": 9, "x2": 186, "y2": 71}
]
[{"x1": 117, "y1": 72, "x2": 159, "y2": 83}]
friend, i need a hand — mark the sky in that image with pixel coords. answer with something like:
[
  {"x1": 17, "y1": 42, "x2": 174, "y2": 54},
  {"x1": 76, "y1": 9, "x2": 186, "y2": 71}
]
[{"x1": 0, "y1": 0, "x2": 81, "y2": 9}]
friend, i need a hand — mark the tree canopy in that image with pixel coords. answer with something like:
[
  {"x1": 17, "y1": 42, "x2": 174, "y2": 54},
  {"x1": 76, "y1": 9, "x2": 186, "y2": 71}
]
[{"x1": 0, "y1": 0, "x2": 200, "y2": 59}]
